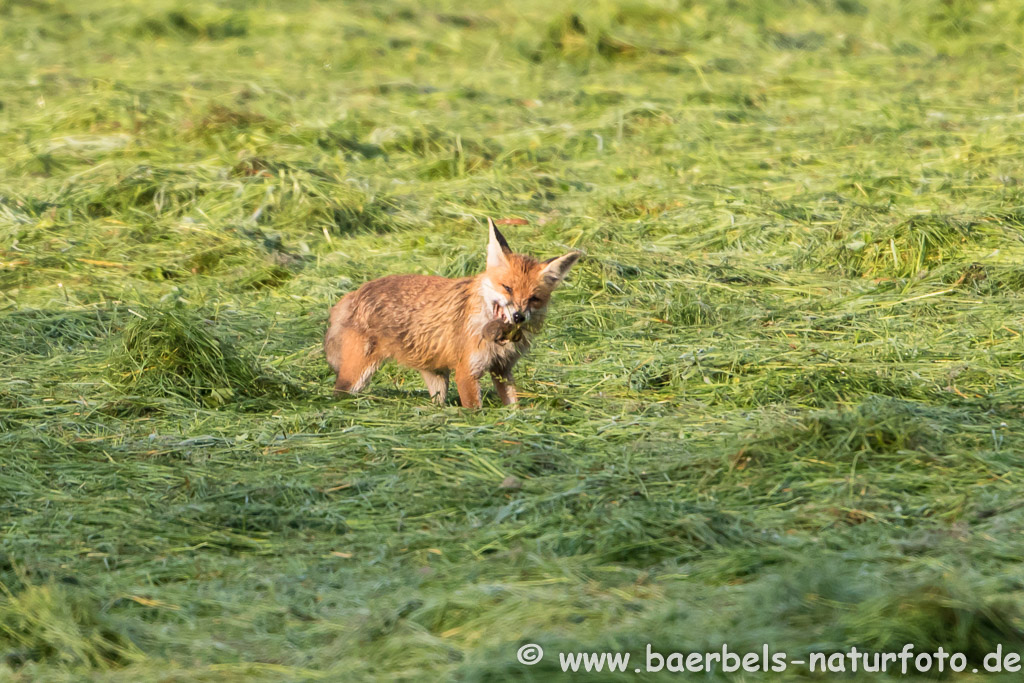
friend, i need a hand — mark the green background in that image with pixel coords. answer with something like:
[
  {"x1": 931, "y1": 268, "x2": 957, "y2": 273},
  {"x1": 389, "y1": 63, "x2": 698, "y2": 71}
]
[{"x1": 3, "y1": 0, "x2": 1024, "y2": 679}]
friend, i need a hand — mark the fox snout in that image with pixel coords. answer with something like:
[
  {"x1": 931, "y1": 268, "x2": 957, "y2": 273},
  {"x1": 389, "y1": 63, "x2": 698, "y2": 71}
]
[{"x1": 491, "y1": 300, "x2": 530, "y2": 325}]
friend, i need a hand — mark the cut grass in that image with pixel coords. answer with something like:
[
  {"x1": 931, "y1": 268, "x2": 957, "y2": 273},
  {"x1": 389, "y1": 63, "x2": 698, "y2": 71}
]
[
  {"x1": 3, "y1": 0, "x2": 1024, "y2": 680},
  {"x1": 109, "y1": 305, "x2": 297, "y2": 407}
]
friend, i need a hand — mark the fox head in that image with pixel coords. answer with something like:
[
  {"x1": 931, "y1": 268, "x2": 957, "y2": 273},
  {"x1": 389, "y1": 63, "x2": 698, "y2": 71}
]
[{"x1": 479, "y1": 217, "x2": 581, "y2": 328}]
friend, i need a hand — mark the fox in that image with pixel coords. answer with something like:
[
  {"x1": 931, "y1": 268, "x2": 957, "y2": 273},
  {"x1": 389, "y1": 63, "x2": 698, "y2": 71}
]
[{"x1": 324, "y1": 218, "x2": 581, "y2": 408}]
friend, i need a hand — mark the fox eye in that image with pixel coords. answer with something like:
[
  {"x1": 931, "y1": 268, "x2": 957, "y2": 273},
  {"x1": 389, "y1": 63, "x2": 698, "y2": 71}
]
[
  {"x1": 528, "y1": 296, "x2": 540, "y2": 305},
  {"x1": 501, "y1": 285, "x2": 512, "y2": 295}
]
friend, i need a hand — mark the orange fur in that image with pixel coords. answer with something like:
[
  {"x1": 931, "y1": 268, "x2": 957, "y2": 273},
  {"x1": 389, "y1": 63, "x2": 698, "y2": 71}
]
[{"x1": 324, "y1": 219, "x2": 581, "y2": 408}]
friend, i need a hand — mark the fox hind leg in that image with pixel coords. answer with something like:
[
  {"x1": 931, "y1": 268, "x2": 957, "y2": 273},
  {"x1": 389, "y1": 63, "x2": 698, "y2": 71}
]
[{"x1": 420, "y1": 370, "x2": 450, "y2": 405}]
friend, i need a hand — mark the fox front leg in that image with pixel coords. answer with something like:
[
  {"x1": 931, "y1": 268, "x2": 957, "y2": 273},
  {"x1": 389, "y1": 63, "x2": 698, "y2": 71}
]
[
  {"x1": 455, "y1": 361, "x2": 483, "y2": 409},
  {"x1": 491, "y1": 370, "x2": 518, "y2": 406}
]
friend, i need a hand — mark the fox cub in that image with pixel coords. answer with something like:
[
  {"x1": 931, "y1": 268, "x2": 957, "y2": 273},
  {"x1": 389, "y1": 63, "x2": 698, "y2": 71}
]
[{"x1": 324, "y1": 219, "x2": 581, "y2": 408}]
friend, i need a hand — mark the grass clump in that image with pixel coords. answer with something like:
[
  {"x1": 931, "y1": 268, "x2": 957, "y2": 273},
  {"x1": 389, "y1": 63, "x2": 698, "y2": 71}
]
[
  {"x1": 745, "y1": 562, "x2": 1024, "y2": 661},
  {"x1": 741, "y1": 398, "x2": 950, "y2": 464},
  {"x1": 134, "y1": 8, "x2": 248, "y2": 41},
  {"x1": 537, "y1": 12, "x2": 639, "y2": 64},
  {"x1": 76, "y1": 165, "x2": 210, "y2": 220},
  {"x1": 813, "y1": 214, "x2": 977, "y2": 279},
  {"x1": 0, "y1": 580, "x2": 139, "y2": 671},
  {"x1": 529, "y1": 0, "x2": 693, "y2": 65},
  {"x1": 0, "y1": 309, "x2": 114, "y2": 357},
  {"x1": 109, "y1": 306, "x2": 290, "y2": 406},
  {"x1": 746, "y1": 365, "x2": 938, "y2": 407}
]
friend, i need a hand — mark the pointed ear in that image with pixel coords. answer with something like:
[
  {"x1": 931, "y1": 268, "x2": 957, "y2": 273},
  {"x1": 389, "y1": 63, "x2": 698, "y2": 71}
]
[
  {"x1": 540, "y1": 251, "x2": 582, "y2": 287},
  {"x1": 486, "y1": 217, "x2": 512, "y2": 269}
]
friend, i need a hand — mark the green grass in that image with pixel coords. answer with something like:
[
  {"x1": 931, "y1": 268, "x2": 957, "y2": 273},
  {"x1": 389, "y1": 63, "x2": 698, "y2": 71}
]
[{"x1": 3, "y1": 0, "x2": 1024, "y2": 679}]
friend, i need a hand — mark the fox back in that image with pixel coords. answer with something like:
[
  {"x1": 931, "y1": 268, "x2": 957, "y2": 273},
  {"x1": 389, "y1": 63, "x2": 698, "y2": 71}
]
[{"x1": 324, "y1": 218, "x2": 580, "y2": 408}]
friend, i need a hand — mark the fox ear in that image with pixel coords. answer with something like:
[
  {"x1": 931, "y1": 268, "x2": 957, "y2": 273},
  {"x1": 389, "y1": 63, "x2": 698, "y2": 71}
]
[
  {"x1": 486, "y1": 217, "x2": 512, "y2": 269},
  {"x1": 541, "y1": 251, "x2": 582, "y2": 287}
]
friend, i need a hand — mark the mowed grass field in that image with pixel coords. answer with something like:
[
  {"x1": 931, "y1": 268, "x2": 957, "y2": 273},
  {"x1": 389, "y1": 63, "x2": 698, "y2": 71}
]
[{"x1": 4, "y1": 0, "x2": 1024, "y2": 679}]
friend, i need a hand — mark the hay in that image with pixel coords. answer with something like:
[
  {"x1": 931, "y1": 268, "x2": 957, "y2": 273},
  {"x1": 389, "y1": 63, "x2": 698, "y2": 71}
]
[
  {"x1": 109, "y1": 306, "x2": 294, "y2": 406},
  {"x1": 3, "y1": 0, "x2": 1024, "y2": 678}
]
